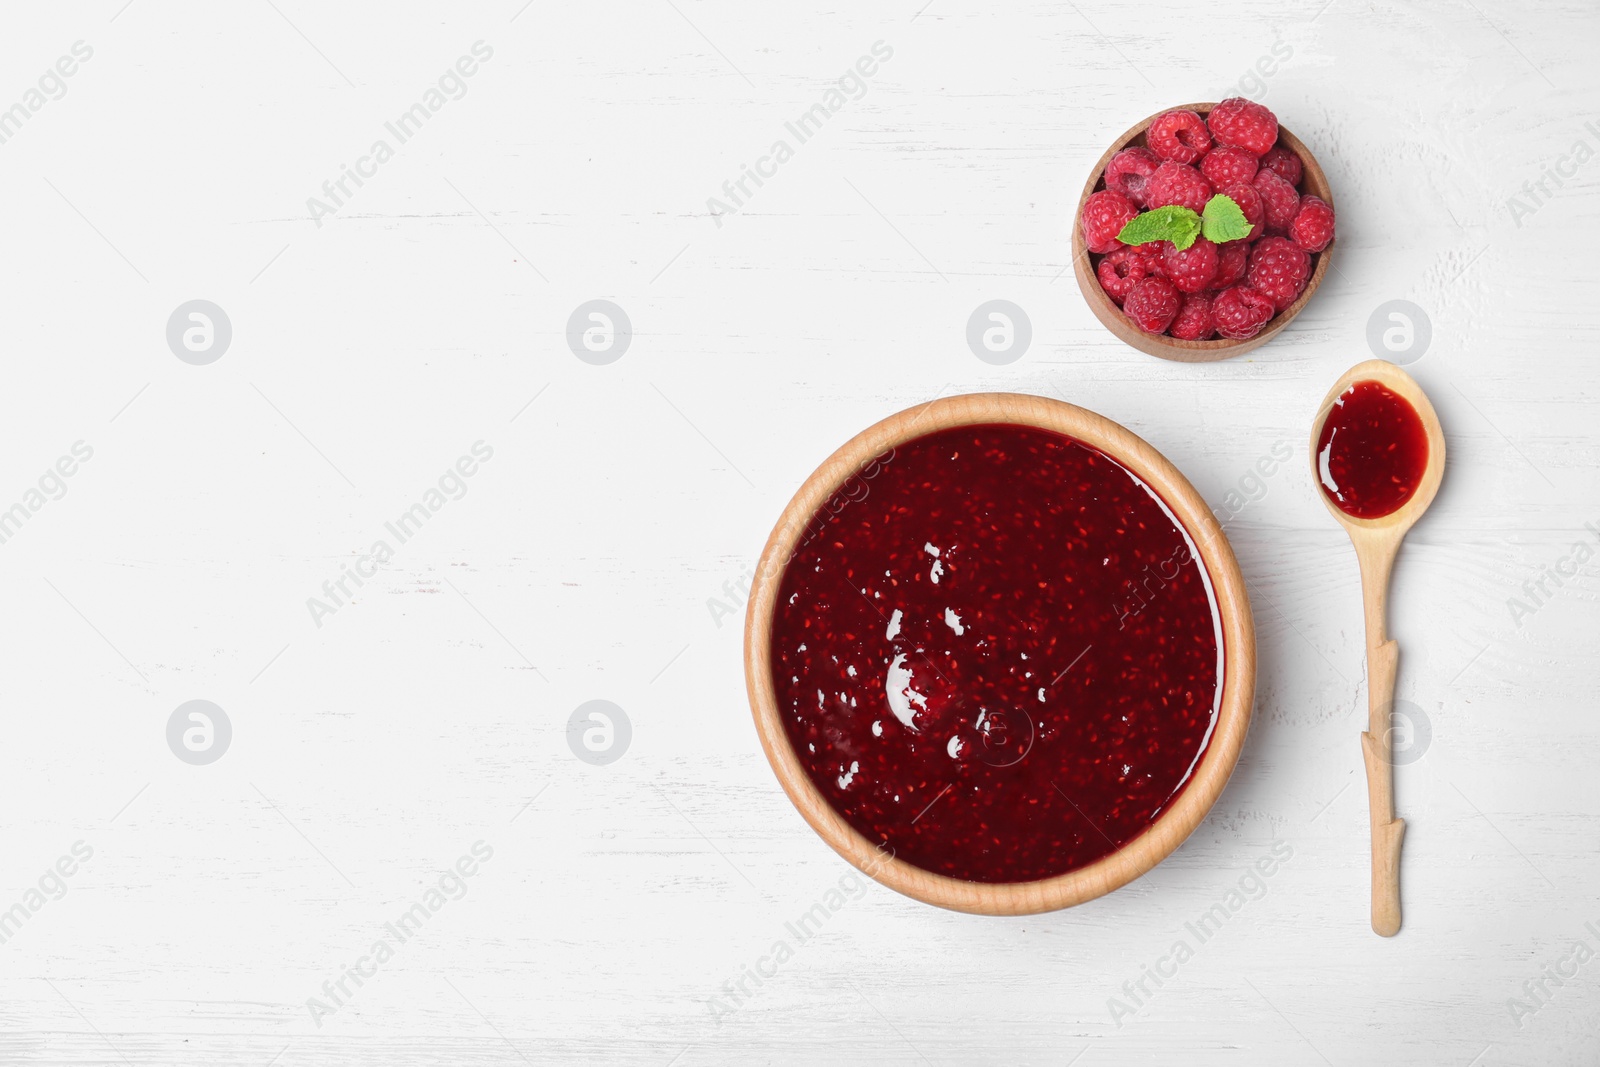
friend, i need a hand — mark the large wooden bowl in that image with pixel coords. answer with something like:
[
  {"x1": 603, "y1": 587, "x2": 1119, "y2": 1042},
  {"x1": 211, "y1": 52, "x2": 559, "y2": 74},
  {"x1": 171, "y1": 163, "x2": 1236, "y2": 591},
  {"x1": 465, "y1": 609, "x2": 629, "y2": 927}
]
[
  {"x1": 743, "y1": 392, "x2": 1256, "y2": 915},
  {"x1": 1072, "y1": 103, "x2": 1335, "y2": 362}
]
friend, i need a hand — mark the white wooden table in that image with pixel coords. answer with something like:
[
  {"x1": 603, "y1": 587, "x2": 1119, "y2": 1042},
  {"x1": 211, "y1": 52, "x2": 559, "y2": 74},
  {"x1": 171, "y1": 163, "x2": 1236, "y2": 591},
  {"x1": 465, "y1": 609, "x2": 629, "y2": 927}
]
[{"x1": 1, "y1": 2, "x2": 1595, "y2": 1064}]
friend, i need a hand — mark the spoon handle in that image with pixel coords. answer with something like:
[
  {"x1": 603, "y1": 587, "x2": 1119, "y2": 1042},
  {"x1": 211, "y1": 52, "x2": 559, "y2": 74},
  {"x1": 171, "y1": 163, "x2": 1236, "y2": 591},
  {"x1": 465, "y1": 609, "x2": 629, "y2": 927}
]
[{"x1": 1355, "y1": 536, "x2": 1404, "y2": 937}]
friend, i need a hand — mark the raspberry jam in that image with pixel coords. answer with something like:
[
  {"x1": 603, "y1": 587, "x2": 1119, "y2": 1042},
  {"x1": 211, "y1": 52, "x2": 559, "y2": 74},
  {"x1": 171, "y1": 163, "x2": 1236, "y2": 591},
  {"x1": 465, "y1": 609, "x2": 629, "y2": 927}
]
[
  {"x1": 1315, "y1": 380, "x2": 1429, "y2": 519},
  {"x1": 769, "y1": 424, "x2": 1223, "y2": 884}
]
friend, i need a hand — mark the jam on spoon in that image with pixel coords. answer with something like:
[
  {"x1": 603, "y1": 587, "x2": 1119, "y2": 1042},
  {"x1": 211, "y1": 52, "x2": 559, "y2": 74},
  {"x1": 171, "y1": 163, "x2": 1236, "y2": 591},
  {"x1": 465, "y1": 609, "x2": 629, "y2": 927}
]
[
  {"x1": 768, "y1": 423, "x2": 1223, "y2": 885},
  {"x1": 1309, "y1": 361, "x2": 1445, "y2": 937},
  {"x1": 1315, "y1": 380, "x2": 1430, "y2": 519}
]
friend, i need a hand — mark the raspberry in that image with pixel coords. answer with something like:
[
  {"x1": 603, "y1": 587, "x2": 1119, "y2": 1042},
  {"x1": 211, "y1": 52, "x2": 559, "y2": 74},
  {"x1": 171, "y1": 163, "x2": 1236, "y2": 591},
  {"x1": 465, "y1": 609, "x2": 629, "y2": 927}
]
[
  {"x1": 1169, "y1": 291, "x2": 1216, "y2": 341},
  {"x1": 1212, "y1": 286, "x2": 1277, "y2": 339},
  {"x1": 1253, "y1": 168, "x2": 1300, "y2": 235},
  {"x1": 1160, "y1": 237, "x2": 1220, "y2": 294},
  {"x1": 1096, "y1": 246, "x2": 1156, "y2": 305},
  {"x1": 1217, "y1": 182, "x2": 1265, "y2": 241},
  {"x1": 1134, "y1": 243, "x2": 1167, "y2": 275},
  {"x1": 1288, "y1": 194, "x2": 1336, "y2": 253},
  {"x1": 1081, "y1": 189, "x2": 1139, "y2": 253},
  {"x1": 1123, "y1": 277, "x2": 1181, "y2": 334},
  {"x1": 1104, "y1": 147, "x2": 1161, "y2": 207},
  {"x1": 1246, "y1": 236, "x2": 1312, "y2": 311},
  {"x1": 1145, "y1": 162, "x2": 1212, "y2": 214},
  {"x1": 1259, "y1": 145, "x2": 1303, "y2": 187},
  {"x1": 1211, "y1": 240, "x2": 1248, "y2": 289},
  {"x1": 1207, "y1": 97, "x2": 1278, "y2": 156},
  {"x1": 1147, "y1": 109, "x2": 1211, "y2": 164},
  {"x1": 1199, "y1": 146, "x2": 1258, "y2": 188}
]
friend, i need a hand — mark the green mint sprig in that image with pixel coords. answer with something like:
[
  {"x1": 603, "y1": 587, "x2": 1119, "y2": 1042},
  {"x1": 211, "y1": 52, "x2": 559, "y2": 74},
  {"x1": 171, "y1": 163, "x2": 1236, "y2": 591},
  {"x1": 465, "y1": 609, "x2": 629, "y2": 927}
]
[
  {"x1": 1115, "y1": 193, "x2": 1251, "y2": 251},
  {"x1": 1117, "y1": 205, "x2": 1201, "y2": 250},
  {"x1": 1200, "y1": 194, "x2": 1252, "y2": 243}
]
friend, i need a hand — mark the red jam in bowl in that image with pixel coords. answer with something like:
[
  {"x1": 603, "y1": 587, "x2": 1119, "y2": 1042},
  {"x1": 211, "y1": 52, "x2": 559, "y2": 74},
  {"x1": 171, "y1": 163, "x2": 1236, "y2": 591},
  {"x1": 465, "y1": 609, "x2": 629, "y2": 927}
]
[
  {"x1": 1315, "y1": 380, "x2": 1429, "y2": 519},
  {"x1": 769, "y1": 423, "x2": 1223, "y2": 884}
]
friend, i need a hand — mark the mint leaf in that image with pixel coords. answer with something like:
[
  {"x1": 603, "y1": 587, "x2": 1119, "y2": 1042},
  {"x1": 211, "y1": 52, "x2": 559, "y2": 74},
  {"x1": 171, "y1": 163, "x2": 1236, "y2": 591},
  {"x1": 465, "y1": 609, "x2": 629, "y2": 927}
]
[
  {"x1": 1168, "y1": 215, "x2": 1202, "y2": 251},
  {"x1": 1116, "y1": 205, "x2": 1202, "y2": 251},
  {"x1": 1201, "y1": 194, "x2": 1253, "y2": 243}
]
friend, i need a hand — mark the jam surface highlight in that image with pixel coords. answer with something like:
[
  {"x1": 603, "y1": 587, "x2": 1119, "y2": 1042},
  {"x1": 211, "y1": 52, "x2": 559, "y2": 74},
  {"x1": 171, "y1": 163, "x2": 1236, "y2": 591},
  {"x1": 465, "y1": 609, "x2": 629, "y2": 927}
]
[
  {"x1": 769, "y1": 423, "x2": 1223, "y2": 884},
  {"x1": 1316, "y1": 380, "x2": 1430, "y2": 519}
]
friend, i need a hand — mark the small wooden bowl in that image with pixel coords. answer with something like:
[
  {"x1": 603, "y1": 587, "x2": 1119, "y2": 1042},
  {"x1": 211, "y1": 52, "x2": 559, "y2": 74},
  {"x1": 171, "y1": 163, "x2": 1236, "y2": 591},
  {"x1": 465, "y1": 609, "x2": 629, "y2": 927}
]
[
  {"x1": 743, "y1": 393, "x2": 1257, "y2": 915},
  {"x1": 1072, "y1": 103, "x2": 1335, "y2": 362}
]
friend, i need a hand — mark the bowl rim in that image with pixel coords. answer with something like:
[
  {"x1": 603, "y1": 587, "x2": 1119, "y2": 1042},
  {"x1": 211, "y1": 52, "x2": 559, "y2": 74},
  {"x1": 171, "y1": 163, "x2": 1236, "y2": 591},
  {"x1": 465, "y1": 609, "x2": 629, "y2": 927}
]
[
  {"x1": 1071, "y1": 102, "x2": 1335, "y2": 363},
  {"x1": 742, "y1": 392, "x2": 1257, "y2": 915}
]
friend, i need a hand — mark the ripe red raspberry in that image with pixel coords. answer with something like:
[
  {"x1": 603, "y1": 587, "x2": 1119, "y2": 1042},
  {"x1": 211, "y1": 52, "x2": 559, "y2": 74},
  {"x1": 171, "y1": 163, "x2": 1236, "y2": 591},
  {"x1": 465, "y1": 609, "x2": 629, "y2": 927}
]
[
  {"x1": 1081, "y1": 189, "x2": 1138, "y2": 253},
  {"x1": 1216, "y1": 182, "x2": 1265, "y2": 241},
  {"x1": 1246, "y1": 236, "x2": 1311, "y2": 311},
  {"x1": 1288, "y1": 194, "x2": 1335, "y2": 253},
  {"x1": 1211, "y1": 240, "x2": 1248, "y2": 289},
  {"x1": 1199, "y1": 146, "x2": 1258, "y2": 188},
  {"x1": 1145, "y1": 162, "x2": 1213, "y2": 214},
  {"x1": 1104, "y1": 147, "x2": 1161, "y2": 207},
  {"x1": 1212, "y1": 285, "x2": 1276, "y2": 339},
  {"x1": 1147, "y1": 109, "x2": 1211, "y2": 164},
  {"x1": 1207, "y1": 97, "x2": 1278, "y2": 156},
  {"x1": 1096, "y1": 246, "x2": 1156, "y2": 305},
  {"x1": 1259, "y1": 144, "x2": 1303, "y2": 187},
  {"x1": 1253, "y1": 168, "x2": 1300, "y2": 235},
  {"x1": 1133, "y1": 243, "x2": 1167, "y2": 275},
  {"x1": 1160, "y1": 237, "x2": 1220, "y2": 294},
  {"x1": 1123, "y1": 277, "x2": 1181, "y2": 334},
  {"x1": 1169, "y1": 291, "x2": 1216, "y2": 341}
]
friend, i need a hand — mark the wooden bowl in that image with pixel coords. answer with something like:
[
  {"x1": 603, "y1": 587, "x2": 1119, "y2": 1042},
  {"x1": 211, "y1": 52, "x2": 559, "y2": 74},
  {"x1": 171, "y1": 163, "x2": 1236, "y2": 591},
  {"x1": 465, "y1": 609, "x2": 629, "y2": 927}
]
[
  {"x1": 1072, "y1": 103, "x2": 1335, "y2": 362},
  {"x1": 743, "y1": 392, "x2": 1256, "y2": 915}
]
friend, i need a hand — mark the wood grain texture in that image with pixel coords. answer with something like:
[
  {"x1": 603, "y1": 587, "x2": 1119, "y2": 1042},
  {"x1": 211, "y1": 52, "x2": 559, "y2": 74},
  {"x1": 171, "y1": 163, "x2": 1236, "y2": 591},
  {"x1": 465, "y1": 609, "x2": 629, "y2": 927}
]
[
  {"x1": 1070, "y1": 104, "x2": 1334, "y2": 362},
  {"x1": 744, "y1": 393, "x2": 1256, "y2": 914}
]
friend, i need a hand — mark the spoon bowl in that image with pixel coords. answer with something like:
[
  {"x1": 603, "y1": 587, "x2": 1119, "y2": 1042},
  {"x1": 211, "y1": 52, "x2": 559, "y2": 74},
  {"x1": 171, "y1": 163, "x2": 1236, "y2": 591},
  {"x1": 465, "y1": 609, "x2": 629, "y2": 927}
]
[
  {"x1": 1312, "y1": 359, "x2": 1447, "y2": 538},
  {"x1": 1310, "y1": 359, "x2": 1445, "y2": 937}
]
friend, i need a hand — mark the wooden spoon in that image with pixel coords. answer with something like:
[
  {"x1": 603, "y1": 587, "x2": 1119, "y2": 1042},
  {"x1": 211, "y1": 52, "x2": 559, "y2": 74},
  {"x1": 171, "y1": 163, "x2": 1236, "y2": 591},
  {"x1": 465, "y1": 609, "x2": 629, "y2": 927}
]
[{"x1": 1309, "y1": 359, "x2": 1446, "y2": 937}]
